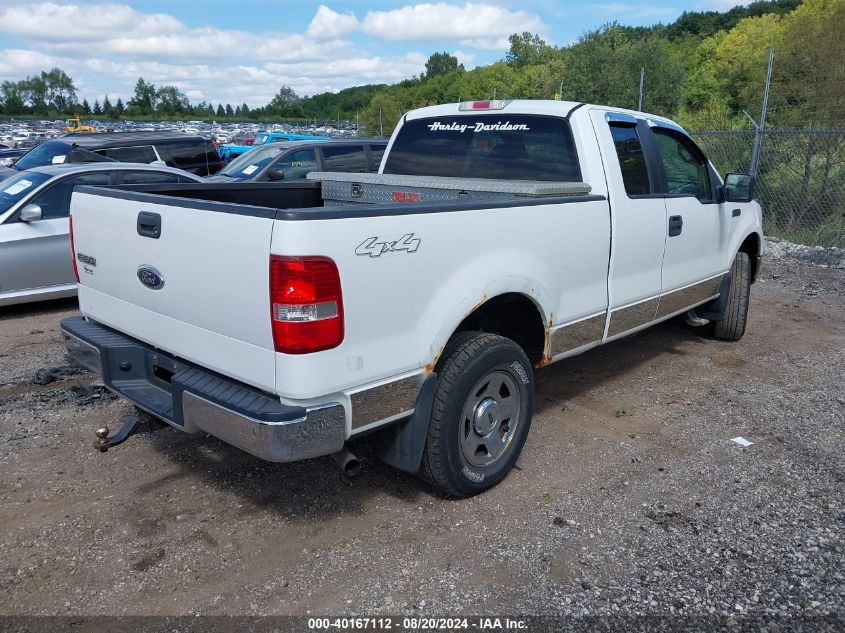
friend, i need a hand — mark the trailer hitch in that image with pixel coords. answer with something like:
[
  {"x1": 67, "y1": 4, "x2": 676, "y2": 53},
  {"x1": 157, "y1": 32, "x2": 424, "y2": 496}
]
[{"x1": 94, "y1": 411, "x2": 166, "y2": 452}]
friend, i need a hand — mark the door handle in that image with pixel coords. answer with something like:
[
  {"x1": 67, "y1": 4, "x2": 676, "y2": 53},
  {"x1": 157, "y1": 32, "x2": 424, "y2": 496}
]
[
  {"x1": 137, "y1": 212, "x2": 161, "y2": 239},
  {"x1": 732, "y1": 208, "x2": 742, "y2": 217},
  {"x1": 668, "y1": 215, "x2": 683, "y2": 237}
]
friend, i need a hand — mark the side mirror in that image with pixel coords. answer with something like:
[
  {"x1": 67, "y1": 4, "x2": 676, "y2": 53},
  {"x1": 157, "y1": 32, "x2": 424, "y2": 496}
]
[
  {"x1": 20, "y1": 204, "x2": 42, "y2": 222},
  {"x1": 267, "y1": 171, "x2": 284, "y2": 181},
  {"x1": 723, "y1": 173, "x2": 754, "y2": 203}
]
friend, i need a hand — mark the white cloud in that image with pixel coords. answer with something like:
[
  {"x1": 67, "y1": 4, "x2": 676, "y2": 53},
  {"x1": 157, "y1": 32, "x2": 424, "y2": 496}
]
[
  {"x1": 0, "y1": 2, "x2": 529, "y2": 107},
  {"x1": 306, "y1": 5, "x2": 359, "y2": 39},
  {"x1": 0, "y1": 49, "x2": 69, "y2": 77},
  {"x1": 361, "y1": 3, "x2": 545, "y2": 48},
  {"x1": 0, "y1": 3, "x2": 182, "y2": 42},
  {"x1": 452, "y1": 49, "x2": 477, "y2": 69}
]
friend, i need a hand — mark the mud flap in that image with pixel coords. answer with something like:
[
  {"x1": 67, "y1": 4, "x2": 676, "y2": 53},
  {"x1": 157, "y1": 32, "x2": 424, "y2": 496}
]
[
  {"x1": 699, "y1": 273, "x2": 732, "y2": 322},
  {"x1": 373, "y1": 373, "x2": 437, "y2": 474}
]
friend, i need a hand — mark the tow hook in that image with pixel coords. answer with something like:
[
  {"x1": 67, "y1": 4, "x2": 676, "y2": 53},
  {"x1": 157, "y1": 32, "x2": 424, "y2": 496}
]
[{"x1": 94, "y1": 411, "x2": 166, "y2": 452}]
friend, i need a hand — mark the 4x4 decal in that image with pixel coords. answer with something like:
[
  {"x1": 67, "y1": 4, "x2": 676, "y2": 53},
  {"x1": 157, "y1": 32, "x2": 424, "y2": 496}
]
[{"x1": 355, "y1": 233, "x2": 421, "y2": 258}]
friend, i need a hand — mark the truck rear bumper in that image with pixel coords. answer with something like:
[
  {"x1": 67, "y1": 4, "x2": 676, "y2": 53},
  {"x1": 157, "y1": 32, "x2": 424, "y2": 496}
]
[{"x1": 60, "y1": 316, "x2": 345, "y2": 462}]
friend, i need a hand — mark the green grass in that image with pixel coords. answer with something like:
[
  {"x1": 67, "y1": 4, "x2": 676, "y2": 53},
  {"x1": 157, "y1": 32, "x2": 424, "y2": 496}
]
[{"x1": 764, "y1": 218, "x2": 845, "y2": 248}]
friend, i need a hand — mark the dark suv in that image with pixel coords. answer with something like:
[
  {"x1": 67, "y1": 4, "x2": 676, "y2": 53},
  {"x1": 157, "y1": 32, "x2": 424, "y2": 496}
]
[
  {"x1": 1, "y1": 132, "x2": 222, "y2": 179},
  {"x1": 206, "y1": 139, "x2": 387, "y2": 182}
]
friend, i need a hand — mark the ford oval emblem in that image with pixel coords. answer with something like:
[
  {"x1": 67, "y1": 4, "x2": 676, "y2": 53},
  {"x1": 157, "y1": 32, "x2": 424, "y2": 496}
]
[{"x1": 137, "y1": 265, "x2": 165, "y2": 290}]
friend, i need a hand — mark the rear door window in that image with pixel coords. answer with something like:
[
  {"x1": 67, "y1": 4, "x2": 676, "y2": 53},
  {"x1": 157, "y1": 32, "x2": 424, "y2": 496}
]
[
  {"x1": 98, "y1": 145, "x2": 157, "y2": 163},
  {"x1": 383, "y1": 115, "x2": 582, "y2": 181},
  {"x1": 319, "y1": 145, "x2": 369, "y2": 172},
  {"x1": 609, "y1": 124, "x2": 651, "y2": 195},
  {"x1": 119, "y1": 171, "x2": 194, "y2": 184},
  {"x1": 157, "y1": 140, "x2": 215, "y2": 172}
]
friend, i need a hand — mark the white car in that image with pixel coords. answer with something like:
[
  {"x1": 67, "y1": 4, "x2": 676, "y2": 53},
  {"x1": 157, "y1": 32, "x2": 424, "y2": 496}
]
[
  {"x1": 0, "y1": 163, "x2": 203, "y2": 306},
  {"x1": 63, "y1": 100, "x2": 762, "y2": 496}
]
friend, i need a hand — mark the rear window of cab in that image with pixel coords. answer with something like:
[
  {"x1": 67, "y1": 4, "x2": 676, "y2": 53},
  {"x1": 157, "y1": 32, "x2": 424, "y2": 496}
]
[{"x1": 383, "y1": 115, "x2": 582, "y2": 181}]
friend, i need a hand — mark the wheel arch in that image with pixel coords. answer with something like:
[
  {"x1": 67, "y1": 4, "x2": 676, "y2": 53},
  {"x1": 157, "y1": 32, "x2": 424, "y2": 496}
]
[
  {"x1": 738, "y1": 232, "x2": 762, "y2": 283},
  {"x1": 447, "y1": 292, "x2": 548, "y2": 367}
]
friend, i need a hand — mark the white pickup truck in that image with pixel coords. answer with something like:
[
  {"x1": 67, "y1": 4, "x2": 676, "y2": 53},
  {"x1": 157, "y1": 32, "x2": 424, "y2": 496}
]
[{"x1": 62, "y1": 100, "x2": 762, "y2": 497}]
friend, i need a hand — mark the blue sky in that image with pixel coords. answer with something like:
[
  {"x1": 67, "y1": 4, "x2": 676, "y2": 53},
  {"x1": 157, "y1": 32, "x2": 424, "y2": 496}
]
[{"x1": 0, "y1": 1, "x2": 744, "y2": 108}]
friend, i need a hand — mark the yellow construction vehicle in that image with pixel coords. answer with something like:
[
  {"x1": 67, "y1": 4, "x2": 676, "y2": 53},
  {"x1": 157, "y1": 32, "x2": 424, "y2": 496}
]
[{"x1": 64, "y1": 117, "x2": 96, "y2": 133}]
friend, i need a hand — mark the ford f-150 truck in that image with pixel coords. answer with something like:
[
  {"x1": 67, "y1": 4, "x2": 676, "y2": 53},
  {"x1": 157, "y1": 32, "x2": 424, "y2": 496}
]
[{"x1": 62, "y1": 100, "x2": 762, "y2": 497}]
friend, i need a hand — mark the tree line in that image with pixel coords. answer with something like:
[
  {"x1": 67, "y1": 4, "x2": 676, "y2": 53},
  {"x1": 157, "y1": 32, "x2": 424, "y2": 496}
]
[
  {"x1": 0, "y1": 0, "x2": 841, "y2": 133},
  {"x1": 356, "y1": 0, "x2": 842, "y2": 134}
]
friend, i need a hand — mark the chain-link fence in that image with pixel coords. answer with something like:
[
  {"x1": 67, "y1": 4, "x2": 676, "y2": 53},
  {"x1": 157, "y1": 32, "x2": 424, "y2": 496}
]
[{"x1": 692, "y1": 128, "x2": 845, "y2": 247}]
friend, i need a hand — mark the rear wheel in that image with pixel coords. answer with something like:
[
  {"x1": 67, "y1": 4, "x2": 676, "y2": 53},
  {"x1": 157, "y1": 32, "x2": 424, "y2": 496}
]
[
  {"x1": 713, "y1": 251, "x2": 752, "y2": 341},
  {"x1": 420, "y1": 332, "x2": 533, "y2": 497}
]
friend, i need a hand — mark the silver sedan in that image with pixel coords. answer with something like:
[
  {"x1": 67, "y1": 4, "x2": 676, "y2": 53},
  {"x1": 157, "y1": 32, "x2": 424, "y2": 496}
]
[{"x1": 0, "y1": 163, "x2": 203, "y2": 306}]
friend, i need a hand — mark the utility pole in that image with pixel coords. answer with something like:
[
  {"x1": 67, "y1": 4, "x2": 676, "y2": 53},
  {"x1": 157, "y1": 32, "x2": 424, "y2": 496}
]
[
  {"x1": 493, "y1": 88, "x2": 497, "y2": 100},
  {"x1": 638, "y1": 68, "x2": 645, "y2": 111},
  {"x1": 749, "y1": 48, "x2": 774, "y2": 178},
  {"x1": 379, "y1": 108, "x2": 383, "y2": 138}
]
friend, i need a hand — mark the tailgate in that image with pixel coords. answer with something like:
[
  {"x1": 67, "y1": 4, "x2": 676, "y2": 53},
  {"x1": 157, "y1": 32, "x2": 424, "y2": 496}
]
[{"x1": 70, "y1": 189, "x2": 277, "y2": 392}]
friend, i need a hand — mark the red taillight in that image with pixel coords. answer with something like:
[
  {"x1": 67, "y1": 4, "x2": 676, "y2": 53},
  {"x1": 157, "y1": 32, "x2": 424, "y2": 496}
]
[
  {"x1": 69, "y1": 216, "x2": 80, "y2": 283},
  {"x1": 392, "y1": 191, "x2": 420, "y2": 203},
  {"x1": 270, "y1": 256, "x2": 343, "y2": 354}
]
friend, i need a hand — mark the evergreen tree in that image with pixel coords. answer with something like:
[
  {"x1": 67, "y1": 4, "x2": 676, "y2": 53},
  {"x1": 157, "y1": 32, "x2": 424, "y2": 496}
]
[{"x1": 92, "y1": 99, "x2": 102, "y2": 115}]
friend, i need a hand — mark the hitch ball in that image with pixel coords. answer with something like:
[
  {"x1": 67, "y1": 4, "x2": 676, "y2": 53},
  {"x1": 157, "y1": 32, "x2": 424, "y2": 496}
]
[{"x1": 95, "y1": 427, "x2": 110, "y2": 451}]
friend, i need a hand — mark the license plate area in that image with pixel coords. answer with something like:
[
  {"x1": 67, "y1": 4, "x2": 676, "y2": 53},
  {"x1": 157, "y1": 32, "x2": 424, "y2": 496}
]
[{"x1": 151, "y1": 355, "x2": 179, "y2": 387}]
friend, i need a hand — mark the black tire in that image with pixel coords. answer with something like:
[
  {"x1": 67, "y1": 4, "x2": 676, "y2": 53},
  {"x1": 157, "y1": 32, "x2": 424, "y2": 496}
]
[
  {"x1": 420, "y1": 332, "x2": 534, "y2": 497},
  {"x1": 713, "y1": 251, "x2": 752, "y2": 341}
]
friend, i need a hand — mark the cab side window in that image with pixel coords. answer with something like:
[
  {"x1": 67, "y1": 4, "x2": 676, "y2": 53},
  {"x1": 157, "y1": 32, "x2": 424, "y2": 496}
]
[
  {"x1": 609, "y1": 123, "x2": 651, "y2": 196},
  {"x1": 653, "y1": 129, "x2": 712, "y2": 202},
  {"x1": 29, "y1": 172, "x2": 112, "y2": 219},
  {"x1": 320, "y1": 145, "x2": 368, "y2": 172},
  {"x1": 267, "y1": 149, "x2": 317, "y2": 180}
]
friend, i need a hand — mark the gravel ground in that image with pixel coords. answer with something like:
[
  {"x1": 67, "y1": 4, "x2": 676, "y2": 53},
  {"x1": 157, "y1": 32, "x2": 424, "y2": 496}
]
[{"x1": 0, "y1": 241, "x2": 843, "y2": 625}]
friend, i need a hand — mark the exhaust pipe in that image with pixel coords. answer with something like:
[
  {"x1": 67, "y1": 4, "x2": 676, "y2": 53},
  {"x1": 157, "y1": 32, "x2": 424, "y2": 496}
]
[{"x1": 331, "y1": 446, "x2": 361, "y2": 477}]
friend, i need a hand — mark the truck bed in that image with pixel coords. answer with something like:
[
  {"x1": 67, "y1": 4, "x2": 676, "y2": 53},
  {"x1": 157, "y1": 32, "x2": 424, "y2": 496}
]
[{"x1": 94, "y1": 173, "x2": 595, "y2": 217}]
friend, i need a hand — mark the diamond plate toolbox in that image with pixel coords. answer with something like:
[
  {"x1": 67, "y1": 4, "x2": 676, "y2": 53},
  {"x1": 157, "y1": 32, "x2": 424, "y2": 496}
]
[{"x1": 306, "y1": 172, "x2": 592, "y2": 207}]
